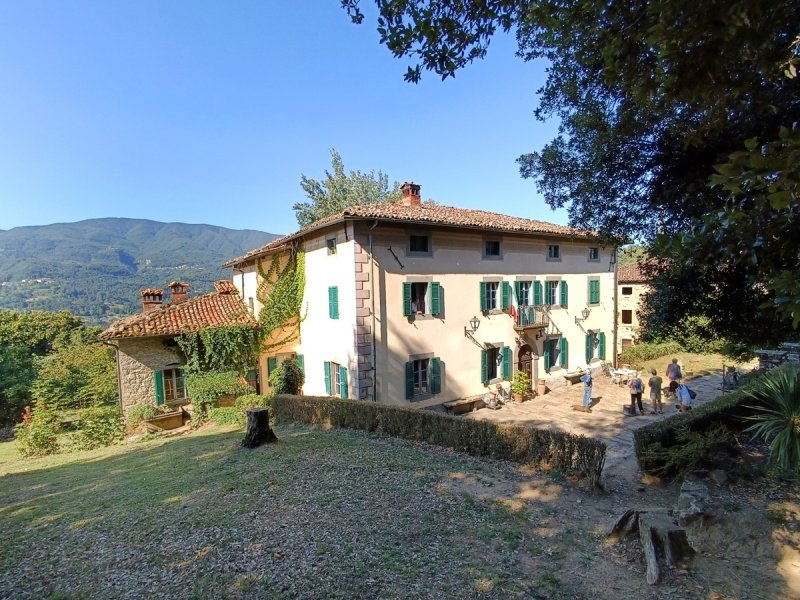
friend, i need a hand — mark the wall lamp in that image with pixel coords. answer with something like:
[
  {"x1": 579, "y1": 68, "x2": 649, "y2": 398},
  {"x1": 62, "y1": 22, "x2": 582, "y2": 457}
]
[
  {"x1": 575, "y1": 306, "x2": 591, "y2": 325},
  {"x1": 464, "y1": 315, "x2": 481, "y2": 337}
]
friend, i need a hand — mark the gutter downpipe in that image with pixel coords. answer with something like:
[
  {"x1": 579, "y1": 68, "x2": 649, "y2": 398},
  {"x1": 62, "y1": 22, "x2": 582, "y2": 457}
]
[
  {"x1": 369, "y1": 220, "x2": 378, "y2": 402},
  {"x1": 611, "y1": 246, "x2": 619, "y2": 369}
]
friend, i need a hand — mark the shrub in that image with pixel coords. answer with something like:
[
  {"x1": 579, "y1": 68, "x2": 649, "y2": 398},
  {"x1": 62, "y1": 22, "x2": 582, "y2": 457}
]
[
  {"x1": 618, "y1": 341, "x2": 683, "y2": 366},
  {"x1": 743, "y1": 365, "x2": 800, "y2": 474},
  {"x1": 75, "y1": 406, "x2": 123, "y2": 450},
  {"x1": 235, "y1": 394, "x2": 271, "y2": 412},
  {"x1": 186, "y1": 370, "x2": 251, "y2": 421},
  {"x1": 14, "y1": 403, "x2": 61, "y2": 457},
  {"x1": 638, "y1": 423, "x2": 736, "y2": 477},
  {"x1": 272, "y1": 395, "x2": 606, "y2": 487},
  {"x1": 634, "y1": 368, "x2": 774, "y2": 475},
  {"x1": 268, "y1": 358, "x2": 304, "y2": 395},
  {"x1": 126, "y1": 403, "x2": 158, "y2": 426},
  {"x1": 208, "y1": 406, "x2": 246, "y2": 427}
]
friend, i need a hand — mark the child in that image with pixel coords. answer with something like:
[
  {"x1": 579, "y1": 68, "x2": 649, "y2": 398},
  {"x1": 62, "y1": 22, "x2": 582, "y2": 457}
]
[{"x1": 648, "y1": 368, "x2": 663, "y2": 414}]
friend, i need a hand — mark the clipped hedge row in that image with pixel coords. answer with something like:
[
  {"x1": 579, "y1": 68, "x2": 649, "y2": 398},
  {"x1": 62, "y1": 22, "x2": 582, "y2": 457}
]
[
  {"x1": 618, "y1": 341, "x2": 683, "y2": 366},
  {"x1": 272, "y1": 395, "x2": 606, "y2": 486},
  {"x1": 634, "y1": 369, "x2": 770, "y2": 474}
]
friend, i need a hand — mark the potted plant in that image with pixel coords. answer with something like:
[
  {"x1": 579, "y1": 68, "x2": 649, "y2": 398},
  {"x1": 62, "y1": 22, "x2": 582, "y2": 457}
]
[{"x1": 510, "y1": 371, "x2": 531, "y2": 403}]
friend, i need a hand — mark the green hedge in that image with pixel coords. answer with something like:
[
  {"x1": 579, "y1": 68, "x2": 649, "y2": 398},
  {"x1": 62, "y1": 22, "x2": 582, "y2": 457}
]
[
  {"x1": 272, "y1": 395, "x2": 606, "y2": 486},
  {"x1": 634, "y1": 369, "x2": 770, "y2": 474}
]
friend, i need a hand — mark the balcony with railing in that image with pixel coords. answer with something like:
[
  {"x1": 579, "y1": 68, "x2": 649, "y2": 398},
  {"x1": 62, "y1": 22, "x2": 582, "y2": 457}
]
[{"x1": 513, "y1": 305, "x2": 549, "y2": 331}]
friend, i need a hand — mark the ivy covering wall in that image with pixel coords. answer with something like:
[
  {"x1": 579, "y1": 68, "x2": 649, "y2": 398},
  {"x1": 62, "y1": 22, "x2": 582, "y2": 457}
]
[{"x1": 256, "y1": 248, "x2": 305, "y2": 352}]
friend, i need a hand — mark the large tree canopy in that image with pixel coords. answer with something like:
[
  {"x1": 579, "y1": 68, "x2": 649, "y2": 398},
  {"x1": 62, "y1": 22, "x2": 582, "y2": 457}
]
[
  {"x1": 293, "y1": 149, "x2": 402, "y2": 227},
  {"x1": 342, "y1": 0, "x2": 800, "y2": 343}
]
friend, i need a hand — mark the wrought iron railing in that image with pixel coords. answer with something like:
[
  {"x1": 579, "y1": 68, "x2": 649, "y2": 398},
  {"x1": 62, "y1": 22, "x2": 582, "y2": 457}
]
[{"x1": 514, "y1": 305, "x2": 549, "y2": 328}]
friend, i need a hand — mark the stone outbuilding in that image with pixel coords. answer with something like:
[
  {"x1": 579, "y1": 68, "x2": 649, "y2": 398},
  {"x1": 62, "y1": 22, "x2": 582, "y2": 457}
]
[{"x1": 99, "y1": 281, "x2": 258, "y2": 417}]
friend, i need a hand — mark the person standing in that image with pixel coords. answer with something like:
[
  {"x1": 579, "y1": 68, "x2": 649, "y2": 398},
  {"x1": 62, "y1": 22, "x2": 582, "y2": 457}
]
[
  {"x1": 580, "y1": 368, "x2": 593, "y2": 412},
  {"x1": 629, "y1": 371, "x2": 644, "y2": 415},
  {"x1": 665, "y1": 358, "x2": 682, "y2": 382},
  {"x1": 648, "y1": 368, "x2": 663, "y2": 414}
]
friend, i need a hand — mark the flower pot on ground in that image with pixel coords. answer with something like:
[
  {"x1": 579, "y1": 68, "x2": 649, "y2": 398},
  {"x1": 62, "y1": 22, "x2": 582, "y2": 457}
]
[{"x1": 511, "y1": 371, "x2": 531, "y2": 403}]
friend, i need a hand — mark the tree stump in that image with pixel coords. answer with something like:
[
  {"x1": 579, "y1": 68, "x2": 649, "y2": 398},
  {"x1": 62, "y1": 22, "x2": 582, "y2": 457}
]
[
  {"x1": 607, "y1": 508, "x2": 695, "y2": 585},
  {"x1": 241, "y1": 408, "x2": 277, "y2": 449}
]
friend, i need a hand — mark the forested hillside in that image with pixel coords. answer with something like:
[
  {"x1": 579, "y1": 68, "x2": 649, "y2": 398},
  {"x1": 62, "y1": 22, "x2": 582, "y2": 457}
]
[{"x1": 0, "y1": 218, "x2": 278, "y2": 325}]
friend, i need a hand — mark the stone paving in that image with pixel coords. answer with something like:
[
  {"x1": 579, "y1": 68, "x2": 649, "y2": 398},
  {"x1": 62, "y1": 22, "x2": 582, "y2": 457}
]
[{"x1": 464, "y1": 367, "x2": 749, "y2": 486}]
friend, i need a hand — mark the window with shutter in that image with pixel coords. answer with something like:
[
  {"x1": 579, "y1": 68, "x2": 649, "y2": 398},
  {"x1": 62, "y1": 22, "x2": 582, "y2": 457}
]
[
  {"x1": 501, "y1": 346, "x2": 512, "y2": 379},
  {"x1": 598, "y1": 332, "x2": 606, "y2": 360},
  {"x1": 533, "y1": 281, "x2": 543, "y2": 306},
  {"x1": 585, "y1": 334, "x2": 594, "y2": 363},
  {"x1": 559, "y1": 337, "x2": 569, "y2": 368},
  {"x1": 589, "y1": 279, "x2": 600, "y2": 305},
  {"x1": 560, "y1": 280, "x2": 569, "y2": 308},
  {"x1": 267, "y1": 356, "x2": 277, "y2": 376},
  {"x1": 328, "y1": 286, "x2": 339, "y2": 319},
  {"x1": 324, "y1": 361, "x2": 331, "y2": 395}
]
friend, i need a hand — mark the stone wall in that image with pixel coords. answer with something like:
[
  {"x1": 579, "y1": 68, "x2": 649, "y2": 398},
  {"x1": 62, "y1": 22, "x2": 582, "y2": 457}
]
[{"x1": 117, "y1": 337, "x2": 183, "y2": 415}]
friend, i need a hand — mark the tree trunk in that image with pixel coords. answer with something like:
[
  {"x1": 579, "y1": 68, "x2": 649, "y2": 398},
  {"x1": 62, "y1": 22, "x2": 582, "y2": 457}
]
[{"x1": 241, "y1": 408, "x2": 277, "y2": 449}]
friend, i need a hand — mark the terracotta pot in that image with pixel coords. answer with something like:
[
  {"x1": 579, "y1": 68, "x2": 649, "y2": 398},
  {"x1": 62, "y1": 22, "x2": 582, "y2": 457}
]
[
  {"x1": 537, "y1": 378, "x2": 547, "y2": 396},
  {"x1": 513, "y1": 392, "x2": 525, "y2": 403}
]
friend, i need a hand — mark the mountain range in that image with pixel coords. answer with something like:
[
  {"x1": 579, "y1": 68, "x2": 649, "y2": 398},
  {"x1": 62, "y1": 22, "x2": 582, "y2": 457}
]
[{"x1": 0, "y1": 218, "x2": 280, "y2": 325}]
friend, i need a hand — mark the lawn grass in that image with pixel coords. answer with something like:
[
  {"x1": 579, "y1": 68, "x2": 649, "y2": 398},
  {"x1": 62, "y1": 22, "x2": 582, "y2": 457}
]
[
  {"x1": 627, "y1": 352, "x2": 754, "y2": 379},
  {"x1": 0, "y1": 424, "x2": 579, "y2": 600}
]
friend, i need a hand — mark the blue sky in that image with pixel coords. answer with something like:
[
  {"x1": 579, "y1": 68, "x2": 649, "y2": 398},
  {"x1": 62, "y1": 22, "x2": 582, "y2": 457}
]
[{"x1": 0, "y1": 1, "x2": 565, "y2": 236}]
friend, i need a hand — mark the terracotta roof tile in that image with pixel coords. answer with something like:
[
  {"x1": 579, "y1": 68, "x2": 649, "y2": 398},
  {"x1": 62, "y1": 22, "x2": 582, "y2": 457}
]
[
  {"x1": 225, "y1": 202, "x2": 596, "y2": 266},
  {"x1": 100, "y1": 281, "x2": 257, "y2": 340},
  {"x1": 618, "y1": 262, "x2": 649, "y2": 283}
]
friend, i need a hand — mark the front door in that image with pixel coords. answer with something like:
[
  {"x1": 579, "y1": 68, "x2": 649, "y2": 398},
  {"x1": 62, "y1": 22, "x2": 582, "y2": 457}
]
[{"x1": 518, "y1": 344, "x2": 534, "y2": 391}]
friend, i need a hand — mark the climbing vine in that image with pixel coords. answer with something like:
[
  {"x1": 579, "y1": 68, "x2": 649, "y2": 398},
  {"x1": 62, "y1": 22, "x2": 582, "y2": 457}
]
[
  {"x1": 256, "y1": 247, "x2": 306, "y2": 352},
  {"x1": 176, "y1": 324, "x2": 262, "y2": 374}
]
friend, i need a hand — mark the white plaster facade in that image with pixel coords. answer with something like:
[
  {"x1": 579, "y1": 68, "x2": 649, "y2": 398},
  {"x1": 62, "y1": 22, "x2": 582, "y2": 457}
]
[
  {"x1": 235, "y1": 217, "x2": 617, "y2": 409},
  {"x1": 617, "y1": 279, "x2": 650, "y2": 355}
]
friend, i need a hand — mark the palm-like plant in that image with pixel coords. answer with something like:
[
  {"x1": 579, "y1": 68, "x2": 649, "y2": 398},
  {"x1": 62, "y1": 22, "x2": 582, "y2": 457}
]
[{"x1": 744, "y1": 366, "x2": 800, "y2": 474}]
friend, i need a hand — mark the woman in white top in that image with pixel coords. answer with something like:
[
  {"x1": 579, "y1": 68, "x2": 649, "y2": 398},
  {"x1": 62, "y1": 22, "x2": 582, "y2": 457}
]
[{"x1": 669, "y1": 380, "x2": 693, "y2": 412}]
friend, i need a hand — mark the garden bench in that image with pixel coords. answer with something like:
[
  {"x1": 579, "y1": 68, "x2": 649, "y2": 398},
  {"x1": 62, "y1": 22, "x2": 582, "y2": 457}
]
[{"x1": 442, "y1": 397, "x2": 484, "y2": 415}]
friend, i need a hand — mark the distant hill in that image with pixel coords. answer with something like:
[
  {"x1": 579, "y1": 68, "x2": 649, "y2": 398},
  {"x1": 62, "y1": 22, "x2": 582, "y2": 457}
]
[{"x1": 0, "y1": 218, "x2": 280, "y2": 325}]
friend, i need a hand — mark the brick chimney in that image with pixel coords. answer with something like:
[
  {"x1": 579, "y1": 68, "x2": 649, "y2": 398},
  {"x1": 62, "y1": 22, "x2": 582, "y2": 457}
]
[
  {"x1": 140, "y1": 288, "x2": 164, "y2": 312},
  {"x1": 167, "y1": 281, "x2": 189, "y2": 304},
  {"x1": 399, "y1": 182, "x2": 421, "y2": 206}
]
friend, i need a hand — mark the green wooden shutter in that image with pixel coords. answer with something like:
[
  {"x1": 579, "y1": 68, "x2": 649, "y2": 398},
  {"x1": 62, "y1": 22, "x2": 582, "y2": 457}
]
[
  {"x1": 296, "y1": 354, "x2": 305, "y2": 374},
  {"x1": 430, "y1": 282, "x2": 441, "y2": 316},
  {"x1": 267, "y1": 356, "x2": 277, "y2": 376},
  {"x1": 585, "y1": 334, "x2": 593, "y2": 363},
  {"x1": 559, "y1": 337, "x2": 569, "y2": 368},
  {"x1": 560, "y1": 280, "x2": 568, "y2": 308},
  {"x1": 533, "y1": 281, "x2": 543, "y2": 305},
  {"x1": 430, "y1": 357, "x2": 441, "y2": 394},
  {"x1": 501, "y1": 346, "x2": 512, "y2": 379},
  {"x1": 479, "y1": 282, "x2": 488, "y2": 312},
  {"x1": 481, "y1": 350, "x2": 489, "y2": 384},
  {"x1": 589, "y1": 280, "x2": 600, "y2": 304},
  {"x1": 402, "y1": 282, "x2": 412, "y2": 317},
  {"x1": 501, "y1": 281, "x2": 511, "y2": 310},
  {"x1": 405, "y1": 361, "x2": 414, "y2": 399},
  {"x1": 339, "y1": 366, "x2": 348, "y2": 399},
  {"x1": 514, "y1": 281, "x2": 522, "y2": 305},
  {"x1": 329, "y1": 286, "x2": 340, "y2": 319},
  {"x1": 324, "y1": 361, "x2": 331, "y2": 395},
  {"x1": 153, "y1": 371, "x2": 164, "y2": 405},
  {"x1": 543, "y1": 346, "x2": 551, "y2": 372},
  {"x1": 598, "y1": 332, "x2": 606, "y2": 360}
]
